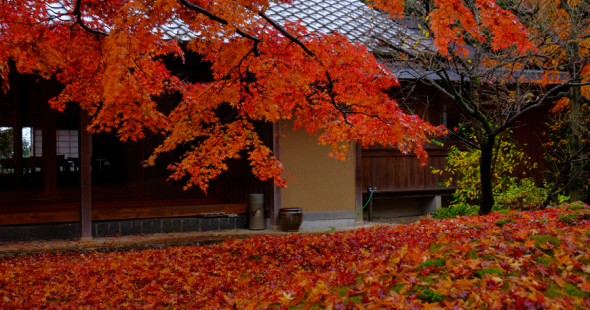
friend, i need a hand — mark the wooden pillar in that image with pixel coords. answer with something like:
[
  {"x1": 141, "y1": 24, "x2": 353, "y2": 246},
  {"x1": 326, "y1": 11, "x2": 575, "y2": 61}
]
[
  {"x1": 270, "y1": 121, "x2": 282, "y2": 231},
  {"x1": 13, "y1": 108, "x2": 23, "y2": 190},
  {"x1": 355, "y1": 143, "x2": 363, "y2": 225},
  {"x1": 44, "y1": 104, "x2": 57, "y2": 200},
  {"x1": 137, "y1": 138, "x2": 144, "y2": 190},
  {"x1": 13, "y1": 83, "x2": 24, "y2": 190},
  {"x1": 79, "y1": 110, "x2": 92, "y2": 240}
]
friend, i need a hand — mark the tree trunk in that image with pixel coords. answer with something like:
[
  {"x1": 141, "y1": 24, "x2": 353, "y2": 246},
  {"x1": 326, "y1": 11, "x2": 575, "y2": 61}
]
[
  {"x1": 566, "y1": 20, "x2": 585, "y2": 202},
  {"x1": 568, "y1": 84, "x2": 584, "y2": 202},
  {"x1": 479, "y1": 140, "x2": 495, "y2": 215}
]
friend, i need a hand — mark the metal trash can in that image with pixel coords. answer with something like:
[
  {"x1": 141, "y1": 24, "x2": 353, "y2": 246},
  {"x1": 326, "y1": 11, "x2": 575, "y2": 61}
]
[{"x1": 248, "y1": 194, "x2": 265, "y2": 230}]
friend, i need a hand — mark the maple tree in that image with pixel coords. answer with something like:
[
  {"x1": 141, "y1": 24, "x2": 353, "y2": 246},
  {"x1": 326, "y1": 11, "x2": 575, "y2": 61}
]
[
  {"x1": 369, "y1": 0, "x2": 590, "y2": 214},
  {"x1": 1, "y1": 204, "x2": 589, "y2": 308},
  {"x1": 517, "y1": 0, "x2": 590, "y2": 204},
  {"x1": 0, "y1": 0, "x2": 538, "y2": 192},
  {"x1": 0, "y1": 0, "x2": 444, "y2": 192}
]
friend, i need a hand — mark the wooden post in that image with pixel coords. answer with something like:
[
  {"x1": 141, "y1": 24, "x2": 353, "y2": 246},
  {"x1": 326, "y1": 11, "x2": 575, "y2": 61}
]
[
  {"x1": 270, "y1": 121, "x2": 282, "y2": 231},
  {"x1": 13, "y1": 109, "x2": 23, "y2": 190},
  {"x1": 44, "y1": 102, "x2": 56, "y2": 199},
  {"x1": 355, "y1": 143, "x2": 363, "y2": 225},
  {"x1": 79, "y1": 110, "x2": 92, "y2": 240},
  {"x1": 14, "y1": 84, "x2": 24, "y2": 190}
]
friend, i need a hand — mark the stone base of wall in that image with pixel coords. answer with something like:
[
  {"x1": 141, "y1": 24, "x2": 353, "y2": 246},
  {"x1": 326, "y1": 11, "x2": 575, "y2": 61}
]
[
  {"x1": 0, "y1": 215, "x2": 248, "y2": 243},
  {"x1": 300, "y1": 219, "x2": 355, "y2": 229}
]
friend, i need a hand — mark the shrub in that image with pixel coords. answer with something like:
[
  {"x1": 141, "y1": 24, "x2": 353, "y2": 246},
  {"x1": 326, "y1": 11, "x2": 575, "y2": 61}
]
[
  {"x1": 494, "y1": 178, "x2": 548, "y2": 211},
  {"x1": 431, "y1": 130, "x2": 538, "y2": 207},
  {"x1": 431, "y1": 203, "x2": 479, "y2": 219}
]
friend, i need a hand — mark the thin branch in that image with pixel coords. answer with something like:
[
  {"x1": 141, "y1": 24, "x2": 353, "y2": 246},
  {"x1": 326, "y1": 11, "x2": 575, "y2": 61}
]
[
  {"x1": 448, "y1": 131, "x2": 481, "y2": 149},
  {"x1": 72, "y1": 0, "x2": 107, "y2": 37},
  {"x1": 258, "y1": 12, "x2": 315, "y2": 57},
  {"x1": 177, "y1": 0, "x2": 262, "y2": 44}
]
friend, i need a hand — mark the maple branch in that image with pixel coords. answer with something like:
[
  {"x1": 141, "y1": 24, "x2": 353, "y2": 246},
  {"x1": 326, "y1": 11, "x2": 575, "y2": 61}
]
[
  {"x1": 258, "y1": 12, "x2": 315, "y2": 57},
  {"x1": 323, "y1": 72, "x2": 353, "y2": 126},
  {"x1": 257, "y1": 11, "x2": 360, "y2": 127},
  {"x1": 177, "y1": 0, "x2": 262, "y2": 44},
  {"x1": 72, "y1": 0, "x2": 107, "y2": 37}
]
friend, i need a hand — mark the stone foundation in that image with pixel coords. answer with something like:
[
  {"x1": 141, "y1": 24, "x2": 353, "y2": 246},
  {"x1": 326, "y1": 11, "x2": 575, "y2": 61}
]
[{"x1": 0, "y1": 215, "x2": 248, "y2": 242}]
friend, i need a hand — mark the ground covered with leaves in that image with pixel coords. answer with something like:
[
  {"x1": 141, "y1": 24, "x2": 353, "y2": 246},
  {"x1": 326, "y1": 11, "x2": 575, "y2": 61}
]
[{"x1": 1, "y1": 205, "x2": 590, "y2": 309}]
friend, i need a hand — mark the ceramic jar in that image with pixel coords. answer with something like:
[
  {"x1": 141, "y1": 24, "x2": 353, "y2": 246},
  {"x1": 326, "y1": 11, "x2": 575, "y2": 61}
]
[{"x1": 278, "y1": 208, "x2": 303, "y2": 232}]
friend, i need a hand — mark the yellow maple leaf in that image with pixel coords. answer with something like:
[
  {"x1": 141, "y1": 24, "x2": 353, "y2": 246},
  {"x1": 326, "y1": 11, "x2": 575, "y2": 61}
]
[{"x1": 278, "y1": 292, "x2": 294, "y2": 306}]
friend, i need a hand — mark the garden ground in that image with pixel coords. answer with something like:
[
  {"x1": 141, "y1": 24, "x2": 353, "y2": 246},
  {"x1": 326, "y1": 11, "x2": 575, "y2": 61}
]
[{"x1": 1, "y1": 205, "x2": 590, "y2": 309}]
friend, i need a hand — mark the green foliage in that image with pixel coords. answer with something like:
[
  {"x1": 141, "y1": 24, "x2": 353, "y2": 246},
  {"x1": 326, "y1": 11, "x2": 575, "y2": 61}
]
[
  {"x1": 418, "y1": 258, "x2": 445, "y2": 269},
  {"x1": 315, "y1": 227, "x2": 336, "y2": 235},
  {"x1": 558, "y1": 195, "x2": 570, "y2": 204},
  {"x1": 432, "y1": 130, "x2": 540, "y2": 208},
  {"x1": 558, "y1": 214, "x2": 576, "y2": 225},
  {"x1": 0, "y1": 127, "x2": 31, "y2": 160},
  {"x1": 495, "y1": 218, "x2": 515, "y2": 227},
  {"x1": 566, "y1": 202, "x2": 585, "y2": 210},
  {"x1": 475, "y1": 268, "x2": 503, "y2": 277},
  {"x1": 558, "y1": 210, "x2": 590, "y2": 225},
  {"x1": 430, "y1": 203, "x2": 479, "y2": 219},
  {"x1": 0, "y1": 128, "x2": 13, "y2": 159},
  {"x1": 494, "y1": 178, "x2": 548, "y2": 211},
  {"x1": 543, "y1": 103, "x2": 590, "y2": 202},
  {"x1": 546, "y1": 283, "x2": 589, "y2": 298},
  {"x1": 536, "y1": 256, "x2": 554, "y2": 267},
  {"x1": 418, "y1": 289, "x2": 443, "y2": 303},
  {"x1": 531, "y1": 235, "x2": 561, "y2": 247}
]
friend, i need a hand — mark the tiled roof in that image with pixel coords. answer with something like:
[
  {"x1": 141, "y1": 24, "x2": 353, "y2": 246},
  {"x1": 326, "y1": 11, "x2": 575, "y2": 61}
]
[
  {"x1": 266, "y1": 0, "x2": 432, "y2": 52},
  {"x1": 46, "y1": 1, "x2": 430, "y2": 52}
]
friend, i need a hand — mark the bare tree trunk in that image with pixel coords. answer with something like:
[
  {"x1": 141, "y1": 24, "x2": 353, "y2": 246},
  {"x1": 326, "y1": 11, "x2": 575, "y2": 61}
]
[
  {"x1": 479, "y1": 139, "x2": 496, "y2": 215},
  {"x1": 568, "y1": 84, "x2": 584, "y2": 202},
  {"x1": 567, "y1": 22, "x2": 585, "y2": 202}
]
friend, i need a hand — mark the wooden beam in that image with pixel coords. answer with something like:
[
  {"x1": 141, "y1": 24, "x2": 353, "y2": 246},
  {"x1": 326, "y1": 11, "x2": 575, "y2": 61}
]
[
  {"x1": 270, "y1": 121, "x2": 281, "y2": 230},
  {"x1": 0, "y1": 203, "x2": 247, "y2": 225},
  {"x1": 79, "y1": 110, "x2": 92, "y2": 239}
]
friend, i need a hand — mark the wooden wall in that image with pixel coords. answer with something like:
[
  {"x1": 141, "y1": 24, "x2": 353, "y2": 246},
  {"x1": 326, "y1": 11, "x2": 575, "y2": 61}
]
[{"x1": 362, "y1": 145, "x2": 460, "y2": 197}]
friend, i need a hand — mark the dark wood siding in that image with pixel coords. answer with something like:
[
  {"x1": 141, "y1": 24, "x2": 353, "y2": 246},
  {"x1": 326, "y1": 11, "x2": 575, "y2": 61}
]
[{"x1": 362, "y1": 145, "x2": 460, "y2": 196}]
